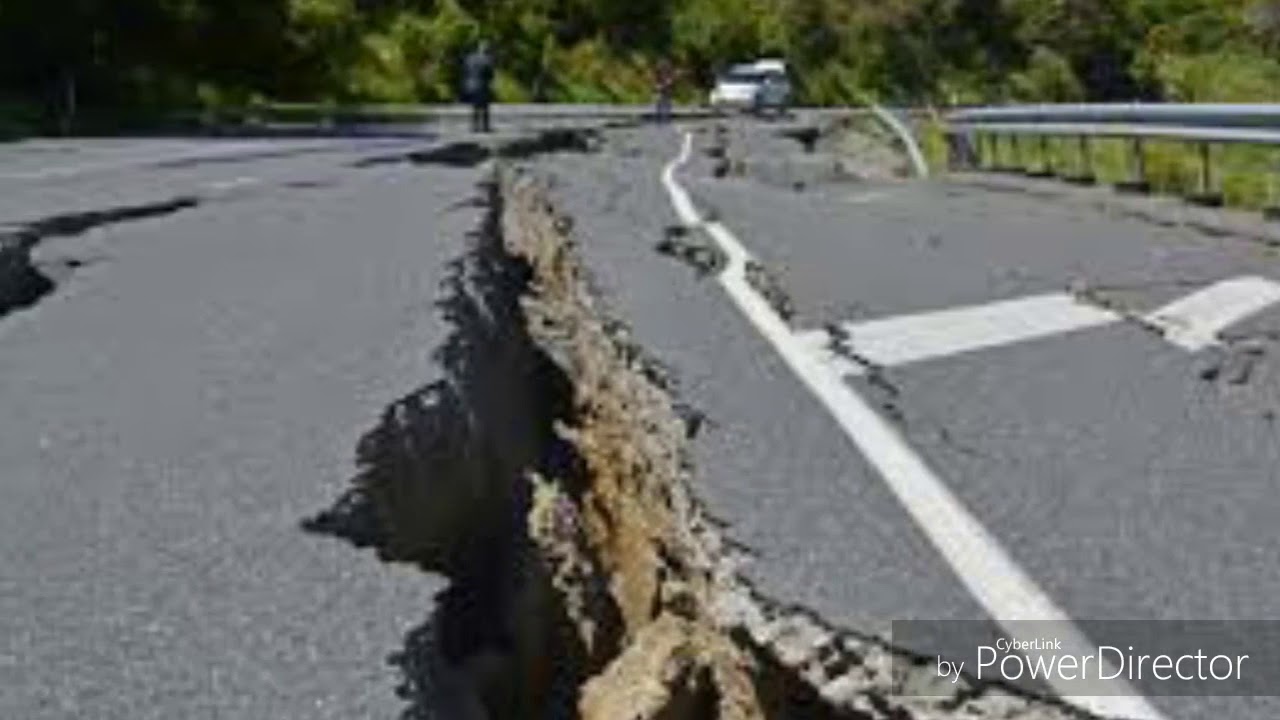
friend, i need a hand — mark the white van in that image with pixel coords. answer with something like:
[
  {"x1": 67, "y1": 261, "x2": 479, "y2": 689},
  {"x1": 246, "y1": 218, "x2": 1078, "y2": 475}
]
[{"x1": 708, "y1": 59, "x2": 792, "y2": 114}]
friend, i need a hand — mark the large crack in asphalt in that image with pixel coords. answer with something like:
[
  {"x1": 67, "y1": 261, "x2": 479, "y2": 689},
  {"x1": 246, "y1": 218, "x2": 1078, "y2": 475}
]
[
  {"x1": 294, "y1": 132, "x2": 1109, "y2": 716},
  {"x1": 303, "y1": 174, "x2": 592, "y2": 719}
]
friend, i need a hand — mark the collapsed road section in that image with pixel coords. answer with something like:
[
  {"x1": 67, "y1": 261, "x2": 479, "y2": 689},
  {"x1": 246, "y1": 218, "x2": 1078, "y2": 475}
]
[{"x1": 309, "y1": 131, "x2": 1099, "y2": 717}]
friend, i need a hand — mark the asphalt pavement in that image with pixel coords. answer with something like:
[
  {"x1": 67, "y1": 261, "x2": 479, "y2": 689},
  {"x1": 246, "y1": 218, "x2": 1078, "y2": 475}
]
[
  {"x1": 5, "y1": 114, "x2": 1280, "y2": 719},
  {"x1": 0, "y1": 130, "x2": 483, "y2": 719},
  {"x1": 531, "y1": 120, "x2": 1280, "y2": 719}
]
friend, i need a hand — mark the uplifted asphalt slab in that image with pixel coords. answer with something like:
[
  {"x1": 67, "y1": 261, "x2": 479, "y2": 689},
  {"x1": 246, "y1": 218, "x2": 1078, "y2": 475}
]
[
  {"x1": 525, "y1": 119, "x2": 1280, "y2": 719},
  {"x1": 8, "y1": 114, "x2": 1279, "y2": 719},
  {"x1": 525, "y1": 124, "x2": 987, "y2": 633}
]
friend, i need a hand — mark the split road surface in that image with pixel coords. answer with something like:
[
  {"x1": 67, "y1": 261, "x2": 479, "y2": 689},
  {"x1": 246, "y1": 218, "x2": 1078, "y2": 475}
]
[{"x1": 2, "y1": 115, "x2": 1279, "y2": 719}]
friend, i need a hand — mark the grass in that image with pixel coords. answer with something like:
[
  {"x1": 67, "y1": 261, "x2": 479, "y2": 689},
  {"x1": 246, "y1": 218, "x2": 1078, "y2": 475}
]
[
  {"x1": 961, "y1": 131, "x2": 1280, "y2": 212},
  {"x1": 916, "y1": 116, "x2": 951, "y2": 174}
]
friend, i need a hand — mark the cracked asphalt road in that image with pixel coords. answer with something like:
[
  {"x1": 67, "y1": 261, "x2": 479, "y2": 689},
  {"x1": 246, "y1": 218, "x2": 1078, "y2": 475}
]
[
  {"x1": 530, "y1": 120, "x2": 1280, "y2": 719},
  {"x1": 0, "y1": 130, "x2": 490, "y2": 719},
  {"x1": 4, "y1": 115, "x2": 1280, "y2": 719}
]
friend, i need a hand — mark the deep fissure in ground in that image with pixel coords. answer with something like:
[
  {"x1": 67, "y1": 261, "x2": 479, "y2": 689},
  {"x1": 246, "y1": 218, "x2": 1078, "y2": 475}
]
[{"x1": 301, "y1": 136, "x2": 1105, "y2": 718}]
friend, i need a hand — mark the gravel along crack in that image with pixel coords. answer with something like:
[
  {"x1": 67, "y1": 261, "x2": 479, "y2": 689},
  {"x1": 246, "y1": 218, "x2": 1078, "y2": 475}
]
[{"x1": 300, "y1": 135, "x2": 1153, "y2": 718}]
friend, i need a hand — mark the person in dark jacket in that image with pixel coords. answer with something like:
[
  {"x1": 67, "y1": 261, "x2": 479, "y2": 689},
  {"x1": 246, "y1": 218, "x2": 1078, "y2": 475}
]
[
  {"x1": 462, "y1": 41, "x2": 495, "y2": 133},
  {"x1": 653, "y1": 59, "x2": 676, "y2": 124}
]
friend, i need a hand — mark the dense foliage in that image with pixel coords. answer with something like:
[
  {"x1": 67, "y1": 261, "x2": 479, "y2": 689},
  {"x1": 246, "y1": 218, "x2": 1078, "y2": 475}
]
[{"x1": 2, "y1": 0, "x2": 1279, "y2": 130}]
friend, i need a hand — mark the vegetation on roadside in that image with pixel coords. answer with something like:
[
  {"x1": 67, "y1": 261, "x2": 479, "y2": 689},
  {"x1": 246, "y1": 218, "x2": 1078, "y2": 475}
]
[
  {"x1": 3, "y1": 0, "x2": 1280, "y2": 135},
  {"x1": 946, "y1": 128, "x2": 1280, "y2": 210}
]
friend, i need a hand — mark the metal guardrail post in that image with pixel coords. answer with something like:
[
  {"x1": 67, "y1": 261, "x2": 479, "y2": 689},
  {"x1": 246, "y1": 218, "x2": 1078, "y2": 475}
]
[
  {"x1": 1031, "y1": 135, "x2": 1053, "y2": 177},
  {"x1": 1074, "y1": 136, "x2": 1095, "y2": 184},
  {"x1": 1117, "y1": 137, "x2": 1150, "y2": 193},
  {"x1": 948, "y1": 130, "x2": 978, "y2": 171},
  {"x1": 1200, "y1": 142, "x2": 1212, "y2": 193},
  {"x1": 1267, "y1": 157, "x2": 1280, "y2": 221},
  {"x1": 1191, "y1": 142, "x2": 1224, "y2": 206}
]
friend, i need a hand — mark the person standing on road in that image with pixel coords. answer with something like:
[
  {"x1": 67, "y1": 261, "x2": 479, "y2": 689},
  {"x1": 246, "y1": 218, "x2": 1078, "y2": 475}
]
[
  {"x1": 463, "y1": 41, "x2": 495, "y2": 133},
  {"x1": 653, "y1": 59, "x2": 676, "y2": 124}
]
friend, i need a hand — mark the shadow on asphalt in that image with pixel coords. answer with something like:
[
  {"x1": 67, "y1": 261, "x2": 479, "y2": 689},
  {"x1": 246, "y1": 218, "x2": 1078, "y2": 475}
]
[
  {"x1": 1, "y1": 197, "x2": 200, "y2": 319},
  {"x1": 351, "y1": 127, "x2": 602, "y2": 169},
  {"x1": 300, "y1": 176, "x2": 579, "y2": 719}
]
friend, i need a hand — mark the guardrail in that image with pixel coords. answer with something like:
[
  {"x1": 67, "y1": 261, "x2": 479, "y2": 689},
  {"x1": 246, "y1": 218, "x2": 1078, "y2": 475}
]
[{"x1": 944, "y1": 103, "x2": 1280, "y2": 217}]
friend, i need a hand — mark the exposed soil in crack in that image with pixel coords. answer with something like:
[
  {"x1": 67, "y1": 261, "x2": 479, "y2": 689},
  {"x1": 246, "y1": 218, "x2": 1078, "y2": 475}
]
[
  {"x1": 303, "y1": 174, "x2": 589, "y2": 719},
  {"x1": 298, "y1": 150, "x2": 1100, "y2": 718}
]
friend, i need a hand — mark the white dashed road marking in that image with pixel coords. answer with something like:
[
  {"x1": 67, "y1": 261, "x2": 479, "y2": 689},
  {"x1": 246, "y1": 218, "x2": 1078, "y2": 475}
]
[
  {"x1": 795, "y1": 277, "x2": 1280, "y2": 377},
  {"x1": 1145, "y1": 276, "x2": 1280, "y2": 351},
  {"x1": 662, "y1": 130, "x2": 1167, "y2": 720},
  {"x1": 798, "y1": 293, "x2": 1119, "y2": 369}
]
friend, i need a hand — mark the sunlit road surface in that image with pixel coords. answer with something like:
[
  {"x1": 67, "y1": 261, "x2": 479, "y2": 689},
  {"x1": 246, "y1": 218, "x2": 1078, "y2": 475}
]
[
  {"x1": 538, "y1": 120, "x2": 1280, "y2": 719},
  {"x1": 3, "y1": 115, "x2": 1279, "y2": 718}
]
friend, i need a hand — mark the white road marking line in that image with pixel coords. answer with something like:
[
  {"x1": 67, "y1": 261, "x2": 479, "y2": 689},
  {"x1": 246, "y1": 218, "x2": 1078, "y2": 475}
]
[
  {"x1": 797, "y1": 294, "x2": 1119, "y2": 370},
  {"x1": 1144, "y1": 276, "x2": 1280, "y2": 351},
  {"x1": 662, "y1": 131, "x2": 1166, "y2": 720},
  {"x1": 796, "y1": 277, "x2": 1280, "y2": 377}
]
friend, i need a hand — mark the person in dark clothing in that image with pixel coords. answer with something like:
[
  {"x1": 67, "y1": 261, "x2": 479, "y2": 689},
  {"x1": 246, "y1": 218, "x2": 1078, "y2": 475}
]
[
  {"x1": 462, "y1": 42, "x2": 495, "y2": 133},
  {"x1": 653, "y1": 59, "x2": 675, "y2": 124}
]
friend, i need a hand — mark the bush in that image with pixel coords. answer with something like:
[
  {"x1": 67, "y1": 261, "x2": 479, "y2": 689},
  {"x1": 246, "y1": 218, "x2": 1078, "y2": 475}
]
[
  {"x1": 1008, "y1": 46, "x2": 1085, "y2": 102},
  {"x1": 0, "y1": 97, "x2": 41, "y2": 140},
  {"x1": 1145, "y1": 50, "x2": 1280, "y2": 102}
]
